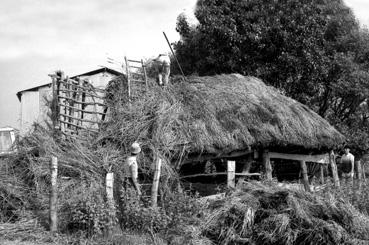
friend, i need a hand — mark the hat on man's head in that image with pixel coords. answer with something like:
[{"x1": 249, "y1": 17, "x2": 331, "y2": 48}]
[{"x1": 130, "y1": 142, "x2": 141, "y2": 154}]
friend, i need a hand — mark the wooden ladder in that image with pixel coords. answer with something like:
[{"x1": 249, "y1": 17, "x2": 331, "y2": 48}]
[{"x1": 124, "y1": 57, "x2": 148, "y2": 101}]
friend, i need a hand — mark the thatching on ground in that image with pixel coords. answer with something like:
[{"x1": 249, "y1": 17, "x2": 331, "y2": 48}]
[
  {"x1": 101, "y1": 73, "x2": 344, "y2": 164},
  {"x1": 200, "y1": 181, "x2": 369, "y2": 245}
]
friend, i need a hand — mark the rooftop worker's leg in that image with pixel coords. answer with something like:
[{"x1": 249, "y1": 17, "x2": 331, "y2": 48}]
[
  {"x1": 155, "y1": 63, "x2": 163, "y2": 86},
  {"x1": 163, "y1": 65, "x2": 170, "y2": 86}
]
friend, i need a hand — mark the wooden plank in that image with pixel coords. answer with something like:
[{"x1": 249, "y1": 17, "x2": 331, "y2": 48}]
[
  {"x1": 151, "y1": 157, "x2": 162, "y2": 207},
  {"x1": 129, "y1": 65, "x2": 143, "y2": 69},
  {"x1": 269, "y1": 152, "x2": 329, "y2": 164},
  {"x1": 180, "y1": 172, "x2": 261, "y2": 179},
  {"x1": 59, "y1": 104, "x2": 107, "y2": 115},
  {"x1": 58, "y1": 95, "x2": 106, "y2": 107},
  {"x1": 58, "y1": 89, "x2": 105, "y2": 99},
  {"x1": 329, "y1": 151, "x2": 340, "y2": 188},
  {"x1": 227, "y1": 160, "x2": 236, "y2": 188},
  {"x1": 60, "y1": 120, "x2": 99, "y2": 132},
  {"x1": 182, "y1": 149, "x2": 253, "y2": 164},
  {"x1": 300, "y1": 160, "x2": 311, "y2": 192},
  {"x1": 59, "y1": 113, "x2": 100, "y2": 124},
  {"x1": 49, "y1": 156, "x2": 58, "y2": 232},
  {"x1": 263, "y1": 150, "x2": 273, "y2": 180},
  {"x1": 127, "y1": 59, "x2": 142, "y2": 63}
]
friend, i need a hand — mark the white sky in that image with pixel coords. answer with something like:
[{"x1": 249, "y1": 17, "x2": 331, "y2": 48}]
[{"x1": 0, "y1": 0, "x2": 367, "y2": 128}]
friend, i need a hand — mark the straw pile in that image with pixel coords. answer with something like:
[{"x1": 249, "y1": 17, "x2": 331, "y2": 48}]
[{"x1": 200, "y1": 181, "x2": 369, "y2": 245}]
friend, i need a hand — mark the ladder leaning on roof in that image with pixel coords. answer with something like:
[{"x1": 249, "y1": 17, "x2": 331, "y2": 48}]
[{"x1": 124, "y1": 57, "x2": 148, "y2": 102}]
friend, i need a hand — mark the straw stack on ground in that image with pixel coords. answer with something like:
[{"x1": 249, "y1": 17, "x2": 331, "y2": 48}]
[{"x1": 200, "y1": 181, "x2": 369, "y2": 245}]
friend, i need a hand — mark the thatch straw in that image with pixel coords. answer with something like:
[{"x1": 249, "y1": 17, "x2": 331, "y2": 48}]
[{"x1": 102, "y1": 74, "x2": 344, "y2": 166}]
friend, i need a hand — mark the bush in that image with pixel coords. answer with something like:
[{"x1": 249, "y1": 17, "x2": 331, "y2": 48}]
[
  {"x1": 59, "y1": 181, "x2": 117, "y2": 235},
  {"x1": 118, "y1": 188, "x2": 206, "y2": 243}
]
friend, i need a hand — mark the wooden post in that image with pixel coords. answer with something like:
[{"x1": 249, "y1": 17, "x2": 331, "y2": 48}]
[
  {"x1": 299, "y1": 160, "x2": 311, "y2": 192},
  {"x1": 151, "y1": 157, "x2": 162, "y2": 207},
  {"x1": 363, "y1": 161, "x2": 367, "y2": 181},
  {"x1": 141, "y1": 59, "x2": 148, "y2": 90},
  {"x1": 124, "y1": 56, "x2": 131, "y2": 102},
  {"x1": 105, "y1": 172, "x2": 115, "y2": 235},
  {"x1": 262, "y1": 150, "x2": 272, "y2": 180},
  {"x1": 227, "y1": 160, "x2": 236, "y2": 188},
  {"x1": 320, "y1": 164, "x2": 325, "y2": 184},
  {"x1": 329, "y1": 151, "x2": 340, "y2": 188},
  {"x1": 49, "y1": 156, "x2": 58, "y2": 232}
]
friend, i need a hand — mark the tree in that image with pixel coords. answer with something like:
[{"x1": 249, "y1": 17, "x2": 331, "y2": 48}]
[{"x1": 174, "y1": 0, "x2": 369, "y2": 153}]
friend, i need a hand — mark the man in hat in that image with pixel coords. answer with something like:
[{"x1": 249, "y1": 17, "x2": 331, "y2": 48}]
[
  {"x1": 124, "y1": 142, "x2": 142, "y2": 196},
  {"x1": 154, "y1": 54, "x2": 171, "y2": 86},
  {"x1": 340, "y1": 146, "x2": 355, "y2": 184}
]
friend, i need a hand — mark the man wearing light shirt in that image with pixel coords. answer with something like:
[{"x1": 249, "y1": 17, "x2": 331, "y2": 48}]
[
  {"x1": 340, "y1": 146, "x2": 355, "y2": 183},
  {"x1": 124, "y1": 142, "x2": 142, "y2": 196}
]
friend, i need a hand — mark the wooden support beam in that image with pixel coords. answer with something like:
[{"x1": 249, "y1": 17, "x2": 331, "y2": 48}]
[
  {"x1": 269, "y1": 152, "x2": 329, "y2": 164},
  {"x1": 181, "y1": 149, "x2": 253, "y2": 164},
  {"x1": 57, "y1": 95, "x2": 106, "y2": 107},
  {"x1": 49, "y1": 156, "x2": 58, "y2": 233},
  {"x1": 363, "y1": 161, "x2": 367, "y2": 181},
  {"x1": 58, "y1": 89, "x2": 105, "y2": 99},
  {"x1": 263, "y1": 150, "x2": 272, "y2": 180},
  {"x1": 320, "y1": 164, "x2": 325, "y2": 184},
  {"x1": 299, "y1": 160, "x2": 311, "y2": 192},
  {"x1": 151, "y1": 157, "x2": 162, "y2": 207},
  {"x1": 227, "y1": 161, "x2": 236, "y2": 188},
  {"x1": 329, "y1": 151, "x2": 340, "y2": 188}
]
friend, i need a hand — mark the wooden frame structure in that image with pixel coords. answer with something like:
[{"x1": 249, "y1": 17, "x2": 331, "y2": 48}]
[
  {"x1": 180, "y1": 149, "x2": 341, "y2": 192},
  {"x1": 51, "y1": 72, "x2": 108, "y2": 137}
]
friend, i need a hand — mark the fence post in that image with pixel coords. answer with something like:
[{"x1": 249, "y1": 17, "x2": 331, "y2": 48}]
[
  {"x1": 227, "y1": 160, "x2": 236, "y2": 188},
  {"x1": 50, "y1": 156, "x2": 58, "y2": 232},
  {"x1": 106, "y1": 172, "x2": 114, "y2": 208},
  {"x1": 151, "y1": 157, "x2": 162, "y2": 207}
]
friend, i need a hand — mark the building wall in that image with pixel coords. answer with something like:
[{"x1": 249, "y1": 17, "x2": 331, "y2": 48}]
[{"x1": 20, "y1": 91, "x2": 40, "y2": 134}]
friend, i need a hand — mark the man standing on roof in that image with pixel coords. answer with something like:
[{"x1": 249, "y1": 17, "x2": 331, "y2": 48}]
[
  {"x1": 154, "y1": 54, "x2": 171, "y2": 86},
  {"x1": 124, "y1": 142, "x2": 142, "y2": 197},
  {"x1": 340, "y1": 146, "x2": 355, "y2": 184}
]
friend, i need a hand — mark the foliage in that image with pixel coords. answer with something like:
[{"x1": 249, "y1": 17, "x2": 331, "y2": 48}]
[{"x1": 174, "y1": 0, "x2": 369, "y2": 154}]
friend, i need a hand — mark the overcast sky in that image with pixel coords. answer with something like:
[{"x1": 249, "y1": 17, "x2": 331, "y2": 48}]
[{"x1": 0, "y1": 0, "x2": 368, "y2": 128}]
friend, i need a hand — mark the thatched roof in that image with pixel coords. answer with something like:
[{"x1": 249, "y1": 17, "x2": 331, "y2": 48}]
[{"x1": 104, "y1": 74, "x2": 344, "y2": 158}]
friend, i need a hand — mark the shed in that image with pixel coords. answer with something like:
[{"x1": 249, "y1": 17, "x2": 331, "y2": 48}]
[{"x1": 103, "y1": 74, "x2": 345, "y2": 191}]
